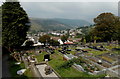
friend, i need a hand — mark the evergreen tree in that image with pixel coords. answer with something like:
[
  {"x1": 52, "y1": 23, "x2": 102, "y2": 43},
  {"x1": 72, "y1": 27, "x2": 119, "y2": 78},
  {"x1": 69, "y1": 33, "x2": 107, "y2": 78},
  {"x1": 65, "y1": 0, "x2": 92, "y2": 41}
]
[
  {"x1": 25, "y1": 40, "x2": 34, "y2": 46},
  {"x1": 92, "y1": 13, "x2": 120, "y2": 42},
  {"x1": 2, "y1": 1, "x2": 30, "y2": 52}
]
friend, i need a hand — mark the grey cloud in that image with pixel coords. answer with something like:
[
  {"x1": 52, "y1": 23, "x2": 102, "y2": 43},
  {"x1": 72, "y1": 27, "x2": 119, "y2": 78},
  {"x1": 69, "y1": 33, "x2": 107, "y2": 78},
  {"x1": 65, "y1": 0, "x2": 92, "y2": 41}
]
[{"x1": 20, "y1": 2, "x2": 118, "y2": 23}]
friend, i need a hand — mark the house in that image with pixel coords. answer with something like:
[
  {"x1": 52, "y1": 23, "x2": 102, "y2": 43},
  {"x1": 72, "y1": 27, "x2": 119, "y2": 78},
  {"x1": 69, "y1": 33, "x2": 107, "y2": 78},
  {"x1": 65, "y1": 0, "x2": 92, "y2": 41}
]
[
  {"x1": 33, "y1": 42, "x2": 44, "y2": 46},
  {"x1": 58, "y1": 39, "x2": 64, "y2": 45},
  {"x1": 51, "y1": 37, "x2": 64, "y2": 45},
  {"x1": 64, "y1": 40, "x2": 74, "y2": 45}
]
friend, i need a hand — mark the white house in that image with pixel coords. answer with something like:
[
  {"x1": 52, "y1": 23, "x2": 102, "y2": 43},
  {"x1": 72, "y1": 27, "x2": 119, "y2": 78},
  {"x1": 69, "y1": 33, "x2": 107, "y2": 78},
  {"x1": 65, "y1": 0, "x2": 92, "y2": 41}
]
[{"x1": 58, "y1": 39, "x2": 64, "y2": 45}]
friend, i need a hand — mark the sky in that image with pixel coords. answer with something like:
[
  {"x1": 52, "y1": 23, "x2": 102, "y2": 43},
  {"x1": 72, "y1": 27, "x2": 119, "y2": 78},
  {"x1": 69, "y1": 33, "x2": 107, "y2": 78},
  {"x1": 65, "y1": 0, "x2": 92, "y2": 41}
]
[
  {"x1": 20, "y1": 2, "x2": 118, "y2": 23},
  {"x1": 0, "y1": 0, "x2": 119, "y2": 23}
]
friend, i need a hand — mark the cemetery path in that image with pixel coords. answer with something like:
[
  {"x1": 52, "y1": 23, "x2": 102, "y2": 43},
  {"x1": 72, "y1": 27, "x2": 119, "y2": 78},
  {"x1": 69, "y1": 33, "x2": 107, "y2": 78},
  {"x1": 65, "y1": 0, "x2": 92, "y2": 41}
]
[{"x1": 2, "y1": 55, "x2": 11, "y2": 78}]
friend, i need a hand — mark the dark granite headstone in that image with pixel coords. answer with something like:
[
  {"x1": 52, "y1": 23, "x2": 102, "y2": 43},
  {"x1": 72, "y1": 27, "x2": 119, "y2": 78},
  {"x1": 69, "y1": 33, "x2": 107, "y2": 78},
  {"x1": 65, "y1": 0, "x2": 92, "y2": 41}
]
[
  {"x1": 50, "y1": 51, "x2": 54, "y2": 54},
  {"x1": 39, "y1": 50, "x2": 41, "y2": 53},
  {"x1": 44, "y1": 54, "x2": 50, "y2": 61}
]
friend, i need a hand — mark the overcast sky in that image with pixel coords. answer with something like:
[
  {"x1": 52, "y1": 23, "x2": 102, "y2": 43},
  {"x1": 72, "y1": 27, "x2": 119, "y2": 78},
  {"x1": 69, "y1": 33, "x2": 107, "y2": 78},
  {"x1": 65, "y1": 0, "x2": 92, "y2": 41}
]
[
  {"x1": 20, "y1": 2, "x2": 118, "y2": 23},
  {"x1": 0, "y1": 1, "x2": 119, "y2": 23}
]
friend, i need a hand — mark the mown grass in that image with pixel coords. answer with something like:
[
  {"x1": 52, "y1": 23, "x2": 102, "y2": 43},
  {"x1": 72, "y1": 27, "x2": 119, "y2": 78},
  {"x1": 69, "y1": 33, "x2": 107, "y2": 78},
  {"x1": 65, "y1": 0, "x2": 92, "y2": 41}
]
[
  {"x1": 105, "y1": 45, "x2": 120, "y2": 54},
  {"x1": 67, "y1": 51, "x2": 76, "y2": 55},
  {"x1": 88, "y1": 50, "x2": 107, "y2": 56},
  {"x1": 112, "y1": 50, "x2": 120, "y2": 54},
  {"x1": 101, "y1": 56, "x2": 114, "y2": 63},
  {"x1": 68, "y1": 46, "x2": 76, "y2": 50},
  {"x1": 35, "y1": 47, "x2": 107, "y2": 78},
  {"x1": 35, "y1": 51, "x2": 47, "y2": 62},
  {"x1": 48, "y1": 50, "x2": 105, "y2": 78},
  {"x1": 105, "y1": 45, "x2": 119, "y2": 50}
]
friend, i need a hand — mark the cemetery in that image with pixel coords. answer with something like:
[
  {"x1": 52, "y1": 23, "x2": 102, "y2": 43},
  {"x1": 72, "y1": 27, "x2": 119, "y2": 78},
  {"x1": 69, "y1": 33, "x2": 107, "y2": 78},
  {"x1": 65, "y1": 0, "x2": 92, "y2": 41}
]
[
  {"x1": 2, "y1": 1, "x2": 120, "y2": 78},
  {"x1": 8, "y1": 43, "x2": 120, "y2": 78}
]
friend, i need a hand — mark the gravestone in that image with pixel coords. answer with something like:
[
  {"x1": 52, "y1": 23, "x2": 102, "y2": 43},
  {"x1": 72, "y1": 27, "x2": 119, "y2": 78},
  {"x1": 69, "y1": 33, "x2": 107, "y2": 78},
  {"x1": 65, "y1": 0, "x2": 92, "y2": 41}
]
[
  {"x1": 50, "y1": 51, "x2": 54, "y2": 54},
  {"x1": 39, "y1": 50, "x2": 41, "y2": 53},
  {"x1": 44, "y1": 54, "x2": 50, "y2": 61},
  {"x1": 67, "y1": 49, "x2": 71, "y2": 51}
]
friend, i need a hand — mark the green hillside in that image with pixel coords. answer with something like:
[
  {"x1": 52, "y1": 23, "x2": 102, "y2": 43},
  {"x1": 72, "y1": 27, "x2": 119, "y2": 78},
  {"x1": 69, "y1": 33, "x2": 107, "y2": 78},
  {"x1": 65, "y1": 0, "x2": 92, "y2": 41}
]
[
  {"x1": 29, "y1": 18, "x2": 72, "y2": 32},
  {"x1": 29, "y1": 18, "x2": 43, "y2": 33},
  {"x1": 53, "y1": 18, "x2": 91, "y2": 27},
  {"x1": 29, "y1": 18, "x2": 92, "y2": 33}
]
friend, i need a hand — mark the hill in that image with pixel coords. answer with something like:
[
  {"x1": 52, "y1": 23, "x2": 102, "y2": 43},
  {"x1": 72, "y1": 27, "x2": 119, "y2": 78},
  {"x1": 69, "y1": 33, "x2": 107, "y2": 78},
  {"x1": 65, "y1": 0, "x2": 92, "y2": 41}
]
[
  {"x1": 29, "y1": 18, "x2": 72, "y2": 33},
  {"x1": 29, "y1": 18, "x2": 92, "y2": 33},
  {"x1": 53, "y1": 18, "x2": 91, "y2": 27}
]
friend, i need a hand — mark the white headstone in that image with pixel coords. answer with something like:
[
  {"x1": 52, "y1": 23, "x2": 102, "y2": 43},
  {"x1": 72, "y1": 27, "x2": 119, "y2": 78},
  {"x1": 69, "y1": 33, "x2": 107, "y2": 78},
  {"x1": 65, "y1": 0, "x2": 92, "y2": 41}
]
[
  {"x1": 15, "y1": 62, "x2": 21, "y2": 65},
  {"x1": 45, "y1": 59, "x2": 48, "y2": 62}
]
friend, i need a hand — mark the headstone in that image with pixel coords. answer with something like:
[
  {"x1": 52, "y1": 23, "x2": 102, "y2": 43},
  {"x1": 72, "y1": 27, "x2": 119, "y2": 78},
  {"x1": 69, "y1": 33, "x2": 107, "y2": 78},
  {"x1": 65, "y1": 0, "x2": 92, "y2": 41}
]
[
  {"x1": 44, "y1": 54, "x2": 50, "y2": 61},
  {"x1": 97, "y1": 60, "x2": 102, "y2": 64},
  {"x1": 45, "y1": 59, "x2": 48, "y2": 62},
  {"x1": 15, "y1": 62, "x2": 21, "y2": 65}
]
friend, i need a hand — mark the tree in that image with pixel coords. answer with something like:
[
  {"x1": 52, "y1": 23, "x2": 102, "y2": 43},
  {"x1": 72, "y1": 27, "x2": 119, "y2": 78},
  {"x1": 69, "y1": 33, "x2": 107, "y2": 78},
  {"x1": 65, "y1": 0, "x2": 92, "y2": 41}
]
[
  {"x1": 92, "y1": 13, "x2": 120, "y2": 42},
  {"x1": 25, "y1": 40, "x2": 34, "y2": 46},
  {"x1": 113, "y1": 20, "x2": 120, "y2": 42},
  {"x1": 49, "y1": 39, "x2": 59, "y2": 46},
  {"x1": 81, "y1": 37, "x2": 86, "y2": 45},
  {"x1": 61, "y1": 35, "x2": 68, "y2": 42},
  {"x1": 2, "y1": 1, "x2": 30, "y2": 53},
  {"x1": 93, "y1": 36, "x2": 101, "y2": 44},
  {"x1": 39, "y1": 35, "x2": 51, "y2": 45}
]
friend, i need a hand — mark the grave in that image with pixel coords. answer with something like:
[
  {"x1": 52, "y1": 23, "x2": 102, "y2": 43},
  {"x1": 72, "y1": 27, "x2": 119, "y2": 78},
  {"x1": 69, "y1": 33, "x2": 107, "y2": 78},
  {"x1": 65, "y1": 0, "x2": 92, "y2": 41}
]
[
  {"x1": 39, "y1": 50, "x2": 41, "y2": 53},
  {"x1": 44, "y1": 54, "x2": 50, "y2": 61},
  {"x1": 67, "y1": 49, "x2": 72, "y2": 51},
  {"x1": 63, "y1": 54, "x2": 77, "y2": 60},
  {"x1": 36, "y1": 64, "x2": 59, "y2": 78},
  {"x1": 45, "y1": 66, "x2": 52, "y2": 75},
  {"x1": 74, "y1": 53, "x2": 81, "y2": 56},
  {"x1": 50, "y1": 51, "x2": 55, "y2": 54}
]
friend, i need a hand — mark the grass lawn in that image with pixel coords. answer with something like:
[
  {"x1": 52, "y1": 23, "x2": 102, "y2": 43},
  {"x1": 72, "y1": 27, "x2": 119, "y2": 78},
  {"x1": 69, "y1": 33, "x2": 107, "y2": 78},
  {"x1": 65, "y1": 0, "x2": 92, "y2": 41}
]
[
  {"x1": 68, "y1": 51, "x2": 76, "y2": 55},
  {"x1": 88, "y1": 50, "x2": 107, "y2": 56},
  {"x1": 9, "y1": 60, "x2": 32, "y2": 78},
  {"x1": 68, "y1": 46, "x2": 76, "y2": 50},
  {"x1": 35, "y1": 49, "x2": 106, "y2": 78},
  {"x1": 101, "y1": 56, "x2": 114, "y2": 63},
  {"x1": 48, "y1": 50, "x2": 105, "y2": 78},
  {"x1": 48, "y1": 51, "x2": 91, "y2": 77},
  {"x1": 57, "y1": 67, "x2": 93, "y2": 78},
  {"x1": 104, "y1": 45, "x2": 120, "y2": 54},
  {"x1": 104, "y1": 44, "x2": 120, "y2": 50},
  {"x1": 49, "y1": 51, "x2": 65, "y2": 68},
  {"x1": 112, "y1": 50, "x2": 120, "y2": 54},
  {"x1": 35, "y1": 51, "x2": 47, "y2": 63}
]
